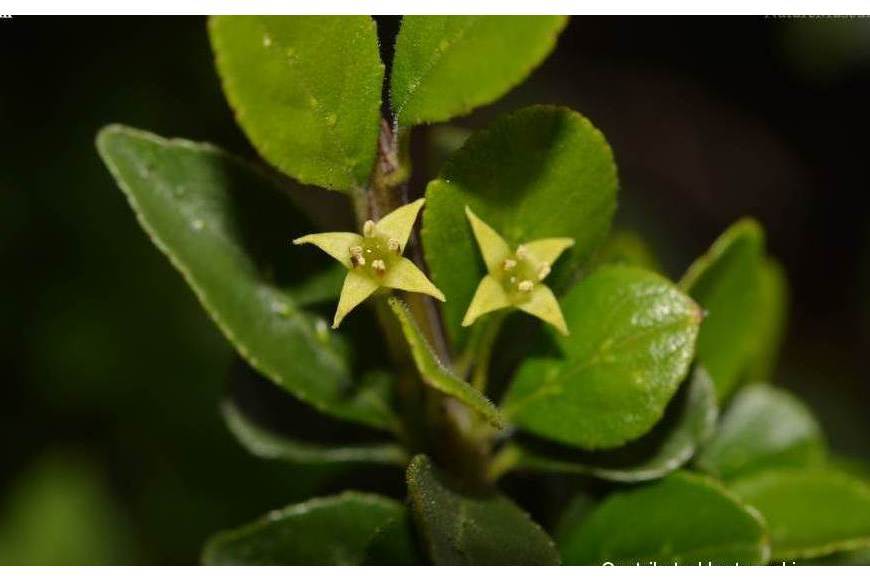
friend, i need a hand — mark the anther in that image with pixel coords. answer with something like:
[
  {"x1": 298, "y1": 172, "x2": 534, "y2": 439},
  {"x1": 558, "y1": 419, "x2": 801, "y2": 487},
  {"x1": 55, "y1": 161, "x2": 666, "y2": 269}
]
[
  {"x1": 349, "y1": 245, "x2": 363, "y2": 257},
  {"x1": 538, "y1": 264, "x2": 551, "y2": 280},
  {"x1": 372, "y1": 259, "x2": 386, "y2": 274},
  {"x1": 503, "y1": 258, "x2": 517, "y2": 271},
  {"x1": 363, "y1": 220, "x2": 376, "y2": 237},
  {"x1": 387, "y1": 238, "x2": 401, "y2": 253},
  {"x1": 351, "y1": 254, "x2": 366, "y2": 267},
  {"x1": 518, "y1": 280, "x2": 534, "y2": 292},
  {"x1": 515, "y1": 245, "x2": 528, "y2": 260}
]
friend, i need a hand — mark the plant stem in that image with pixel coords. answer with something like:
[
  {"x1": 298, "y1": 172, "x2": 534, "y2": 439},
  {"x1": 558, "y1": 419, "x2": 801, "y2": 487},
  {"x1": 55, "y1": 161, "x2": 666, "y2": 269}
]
[
  {"x1": 470, "y1": 312, "x2": 506, "y2": 392},
  {"x1": 363, "y1": 119, "x2": 493, "y2": 481}
]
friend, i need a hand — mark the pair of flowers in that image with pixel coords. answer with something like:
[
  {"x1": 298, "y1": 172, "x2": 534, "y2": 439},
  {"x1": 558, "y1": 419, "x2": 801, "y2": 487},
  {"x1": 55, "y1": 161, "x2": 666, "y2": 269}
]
[{"x1": 294, "y1": 199, "x2": 572, "y2": 335}]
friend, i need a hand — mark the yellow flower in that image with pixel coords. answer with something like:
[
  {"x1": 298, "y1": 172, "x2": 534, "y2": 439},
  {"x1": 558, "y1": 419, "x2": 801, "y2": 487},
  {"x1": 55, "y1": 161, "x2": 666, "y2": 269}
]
[
  {"x1": 293, "y1": 199, "x2": 445, "y2": 328},
  {"x1": 462, "y1": 207, "x2": 572, "y2": 335}
]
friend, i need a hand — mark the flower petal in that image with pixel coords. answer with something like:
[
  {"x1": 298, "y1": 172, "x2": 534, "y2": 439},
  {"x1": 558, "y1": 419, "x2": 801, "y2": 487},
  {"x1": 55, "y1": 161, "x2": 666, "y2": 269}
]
[
  {"x1": 517, "y1": 284, "x2": 569, "y2": 335},
  {"x1": 461, "y1": 275, "x2": 511, "y2": 327},
  {"x1": 465, "y1": 206, "x2": 511, "y2": 273},
  {"x1": 293, "y1": 232, "x2": 363, "y2": 268},
  {"x1": 524, "y1": 238, "x2": 575, "y2": 267},
  {"x1": 332, "y1": 270, "x2": 379, "y2": 328},
  {"x1": 374, "y1": 198, "x2": 425, "y2": 252},
  {"x1": 382, "y1": 257, "x2": 446, "y2": 302}
]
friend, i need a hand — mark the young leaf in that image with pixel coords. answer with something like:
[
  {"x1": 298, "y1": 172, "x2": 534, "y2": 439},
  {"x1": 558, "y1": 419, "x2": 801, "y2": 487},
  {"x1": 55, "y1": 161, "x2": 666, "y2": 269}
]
[
  {"x1": 745, "y1": 258, "x2": 789, "y2": 381},
  {"x1": 96, "y1": 125, "x2": 397, "y2": 431},
  {"x1": 495, "y1": 366, "x2": 717, "y2": 482},
  {"x1": 680, "y1": 219, "x2": 765, "y2": 399},
  {"x1": 202, "y1": 492, "x2": 417, "y2": 564},
  {"x1": 209, "y1": 16, "x2": 384, "y2": 193},
  {"x1": 391, "y1": 16, "x2": 568, "y2": 126},
  {"x1": 502, "y1": 265, "x2": 701, "y2": 450},
  {"x1": 730, "y1": 469, "x2": 870, "y2": 561},
  {"x1": 221, "y1": 399, "x2": 407, "y2": 466},
  {"x1": 406, "y1": 455, "x2": 559, "y2": 565},
  {"x1": 559, "y1": 471, "x2": 769, "y2": 565},
  {"x1": 422, "y1": 106, "x2": 618, "y2": 348},
  {"x1": 695, "y1": 384, "x2": 825, "y2": 480},
  {"x1": 388, "y1": 298, "x2": 505, "y2": 428}
]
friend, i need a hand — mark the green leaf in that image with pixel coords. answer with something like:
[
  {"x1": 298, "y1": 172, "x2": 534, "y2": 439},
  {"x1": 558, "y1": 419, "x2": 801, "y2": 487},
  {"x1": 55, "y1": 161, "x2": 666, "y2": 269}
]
[
  {"x1": 422, "y1": 106, "x2": 618, "y2": 348},
  {"x1": 502, "y1": 265, "x2": 701, "y2": 450},
  {"x1": 746, "y1": 258, "x2": 789, "y2": 381},
  {"x1": 96, "y1": 125, "x2": 397, "y2": 431},
  {"x1": 209, "y1": 16, "x2": 384, "y2": 193},
  {"x1": 559, "y1": 471, "x2": 769, "y2": 565},
  {"x1": 391, "y1": 16, "x2": 568, "y2": 126},
  {"x1": 730, "y1": 469, "x2": 870, "y2": 561},
  {"x1": 388, "y1": 298, "x2": 505, "y2": 428},
  {"x1": 221, "y1": 398, "x2": 407, "y2": 466},
  {"x1": 680, "y1": 218, "x2": 765, "y2": 399},
  {"x1": 497, "y1": 366, "x2": 717, "y2": 482},
  {"x1": 591, "y1": 229, "x2": 661, "y2": 273},
  {"x1": 202, "y1": 492, "x2": 417, "y2": 564},
  {"x1": 406, "y1": 455, "x2": 559, "y2": 565},
  {"x1": 695, "y1": 384, "x2": 825, "y2": 480}
]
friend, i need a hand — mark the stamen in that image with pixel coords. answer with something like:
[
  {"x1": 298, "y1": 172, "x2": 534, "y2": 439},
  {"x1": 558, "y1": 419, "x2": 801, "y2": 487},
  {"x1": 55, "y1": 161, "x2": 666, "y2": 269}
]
[
  {"x1": 538, "y1": 264, "x2": 551, "y2": 280},
  {"x1": 503, "y1": 258, "x2": 517, "y2": 271},
  {"x1": 349, "y1": 245, "x2": 363, "y2": 257},
  {"x1": 387, "y1": 238, "x2": 401, "y2": 253},
  {"x1": 372, "y1": 259, "x2": 386, "y2": 274},
  {"x1": 518, "y1": 280, "x2": 534, "y2": 292},
  {"x1": 363, "y1": 220, "x2": 376, "y2": 237},
  {"x1": 515, "y1": 245, "x2": 528, "y2": 260},
  {"x1": 351, "y1": 254, "x2": 366, "y2": 267}
]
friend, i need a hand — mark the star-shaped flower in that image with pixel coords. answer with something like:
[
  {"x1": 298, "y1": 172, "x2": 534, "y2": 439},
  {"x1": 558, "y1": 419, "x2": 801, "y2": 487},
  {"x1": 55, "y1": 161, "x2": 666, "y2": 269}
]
[
  {"x1": 462, "y1": 207, "x2": 573, "y2": 335},
  {"x1": 293, "y1": 199, "x2": 445, "y2": 328}
]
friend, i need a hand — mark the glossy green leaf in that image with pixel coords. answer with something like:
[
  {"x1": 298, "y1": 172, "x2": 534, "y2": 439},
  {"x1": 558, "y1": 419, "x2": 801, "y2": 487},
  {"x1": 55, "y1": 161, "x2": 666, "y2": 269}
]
[
  {"x1": 680, "y1": 219, "x2": 765, "y2": 399},
  {"x1": 746, "y1": 258, "x2": 789, "y2": 380},
  {"x1": 97, "y1": 125, "x2": 396, "y2": 431},
  {"x1": 221, "y1": 398, "x2": 407, "y2": 466},
  {"x1": 406, "y1": 455, "x2": 559, "y2": 565},
  {"x1": 497, "y1": 366, "x2": 717, "y2": 482},
  {"x1": 695, "y1": 384, "x2": 825, "y2": 480},
  {"x1": 731, "y1": 469, "x2": 870, "y2": 561},
  {"x1": 203, "y1": 492, "x2": 417, "y2": 564},
  {"x1": 391, "y1": 16, "x2": 568, "y2": 126},
  {"x1": 388, "y1": 298, "x2": 505, "y2": 428},
  {"x1": 502, "y1": 265, "x2": 701, "y2": 450},
  {"x1": 559, "y1": 471, "x2": 769, "y2": 565},
  {"x1": 209, "y1": 16, "x2": 384, "y2": 193},
  {"x1": 422, "y1": 106, "x2": 618, "y2": 348}
]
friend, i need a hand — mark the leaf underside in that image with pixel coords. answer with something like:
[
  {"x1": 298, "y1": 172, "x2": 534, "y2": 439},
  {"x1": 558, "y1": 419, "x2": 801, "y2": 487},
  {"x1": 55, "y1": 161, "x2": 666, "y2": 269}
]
[
  {"x1": 406, "y1": 455, "x2": 560, "y2": 565},
  {"x1": 388, "y1": 298, "x2": 505, "y2": 428}
]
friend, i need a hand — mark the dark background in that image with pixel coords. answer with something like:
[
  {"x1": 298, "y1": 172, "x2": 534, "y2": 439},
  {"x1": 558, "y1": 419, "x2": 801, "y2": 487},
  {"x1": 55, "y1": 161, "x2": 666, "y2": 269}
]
[{"x1": 1, "y1": 16, "x2": 868, "y2": 563}]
